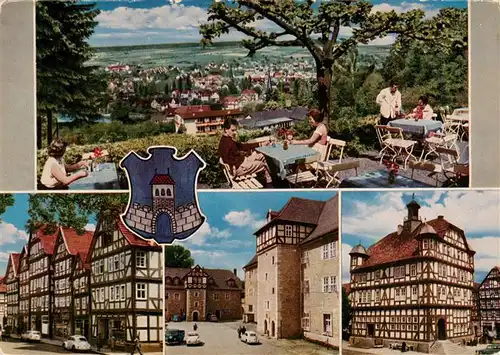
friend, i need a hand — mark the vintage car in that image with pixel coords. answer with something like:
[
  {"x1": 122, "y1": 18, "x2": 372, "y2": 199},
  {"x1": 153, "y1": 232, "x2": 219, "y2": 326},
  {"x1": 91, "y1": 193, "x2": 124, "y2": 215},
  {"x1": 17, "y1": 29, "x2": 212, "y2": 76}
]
[
  {"x1": 476, "y1": 344, "x2": 500, "y2": 355},
  {"x1": 241, "y1": 331, "x2": 259, "y2": 345},
  {"x1": 165, "y1": 329, "x2": 185, "y2": 345},
  {"x1": 185, "y1": 332, "x2": 202, "y2": 346}
]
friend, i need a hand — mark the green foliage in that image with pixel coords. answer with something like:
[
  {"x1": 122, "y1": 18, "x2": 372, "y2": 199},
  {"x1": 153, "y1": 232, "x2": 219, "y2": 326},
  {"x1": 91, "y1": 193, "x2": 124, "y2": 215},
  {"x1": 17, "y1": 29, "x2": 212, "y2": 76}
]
[
  {"x1": 165, "y1": 245, "x2": 195, "y2": 268},
  {"x1": 342, "y1": 287, "x2": 352, "y2": 331},
  {"x1": 0, "y1": 194, "x2": 14, "y2": 222},
  {"x1": 38, "y1": 133, "x2": 227, "y2": 187},
  {"x1": 59, "y1": 121, "x2": 176, "y2": 145},
  {"x1": 26, "y1": 194, "x2": 128, "y2": 233}
]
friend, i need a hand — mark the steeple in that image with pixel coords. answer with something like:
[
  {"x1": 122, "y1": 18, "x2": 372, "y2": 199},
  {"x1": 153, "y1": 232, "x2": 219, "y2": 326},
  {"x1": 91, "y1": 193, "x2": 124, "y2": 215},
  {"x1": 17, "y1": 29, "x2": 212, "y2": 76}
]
[{"x1": 404, "y1": 196, "x2": 421, "y2": 232}]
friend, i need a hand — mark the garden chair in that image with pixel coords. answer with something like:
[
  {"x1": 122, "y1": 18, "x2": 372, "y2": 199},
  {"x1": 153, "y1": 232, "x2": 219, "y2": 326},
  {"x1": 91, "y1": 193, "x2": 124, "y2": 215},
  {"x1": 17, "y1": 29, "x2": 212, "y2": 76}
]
[
  {"x1": 375, "y1": 125, "x2": 417, "y2": 170},
  {"x1": 409, "y1": 161, "x2": 440, "y2": 187},
  {"x1": 419, "y1": 129, "x2": 458, "y2": 162},
  {"x1": 246, "y1": 136, "x2": 274, "y2": 147},
  {"x1": 315, "y1": 137, "x2": 360, "y2": 188},
  {"x1": 219, "y1": 158, "x2": 263, "y2": 189},
  {"x1": 435, "y1": 146, "x2": 469, "y2": 187},
  {"x1": 285, "y1": 157, "x2": 319, "y2": 188}
]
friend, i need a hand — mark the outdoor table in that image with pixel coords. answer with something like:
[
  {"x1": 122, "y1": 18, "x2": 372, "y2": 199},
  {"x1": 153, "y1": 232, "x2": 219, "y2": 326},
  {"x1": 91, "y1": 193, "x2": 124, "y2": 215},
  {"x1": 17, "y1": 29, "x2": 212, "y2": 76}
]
[
  {"x1": 447, "y1": 114, "x2": 469, "y2": 123},
  {"x1": 256, "y1": 143, "x2": 320, "y2": 180},
  {"x1": 389, "y1": 119, "x2": 442, "y2": 136},
  {"x1": 339, "y1": 169, "x2": 433, "y2": 188},
  {"x1": 69, "y1": 162, "x2": 120, "y2": 190}
]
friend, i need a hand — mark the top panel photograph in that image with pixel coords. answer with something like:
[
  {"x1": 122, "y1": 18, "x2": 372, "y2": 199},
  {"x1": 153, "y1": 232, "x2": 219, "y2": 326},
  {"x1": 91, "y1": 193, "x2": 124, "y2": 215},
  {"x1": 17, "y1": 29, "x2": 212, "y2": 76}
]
[{"x1": 35, "y1": 0, "x2": 469, "y2": 191}]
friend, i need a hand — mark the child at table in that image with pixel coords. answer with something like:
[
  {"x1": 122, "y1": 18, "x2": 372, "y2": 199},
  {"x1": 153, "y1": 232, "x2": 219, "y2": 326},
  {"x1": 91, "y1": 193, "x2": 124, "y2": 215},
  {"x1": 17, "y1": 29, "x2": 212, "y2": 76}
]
[
  {"x1": 289, "y1": 109, "x2": 329, "y2": 161},
  {"x1": 407, "y1": 96, "x2": 434, "y2": 120},
  {"x1": 40, "y1": 139, "x2": 89, "y2": 190}
]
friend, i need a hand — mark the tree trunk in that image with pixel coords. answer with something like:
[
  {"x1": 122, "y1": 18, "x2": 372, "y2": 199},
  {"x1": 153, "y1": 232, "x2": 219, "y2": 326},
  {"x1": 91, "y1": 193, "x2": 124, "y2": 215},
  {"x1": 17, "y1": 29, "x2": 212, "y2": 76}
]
[
  {"x1": 36, "y1": 116, "x2": 43, "y2": 149},
  {"x1": 47, "y1": 110, "x2": 53, "y2": 146},
  {"x1": 316, "y1": 59, "x2": 334, "y2": 125}
]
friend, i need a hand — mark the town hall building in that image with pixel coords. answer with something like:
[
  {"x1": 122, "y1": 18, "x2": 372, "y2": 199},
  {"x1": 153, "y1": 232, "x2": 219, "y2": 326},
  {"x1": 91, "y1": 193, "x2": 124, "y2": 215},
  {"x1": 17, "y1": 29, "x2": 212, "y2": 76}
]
[{"x1": 348, "y1": 199, "x2": 475, "y2": 352}]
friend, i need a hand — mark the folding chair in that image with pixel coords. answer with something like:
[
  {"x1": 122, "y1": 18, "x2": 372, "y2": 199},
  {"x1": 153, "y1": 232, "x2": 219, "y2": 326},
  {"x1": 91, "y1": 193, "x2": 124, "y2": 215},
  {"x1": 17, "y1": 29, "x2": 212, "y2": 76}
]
[
  {"x1": 420, "y1": 131, "x2": 458, "y2": 162},
  {"x1": 409, "y1": 161, "x2": 440, "y2": 187},
  {"x1": 375, "y1": 125, "x2": 417, "y2": 169},
  {"x1": 316, "y1": 138, "x2": 360, "y2": 188},
  {"x1": 435, "y1": 147, "x2": 469, "y2": 187},
  {"x1": 219, "y1": 158, "x2": 263, "y2": 189}
]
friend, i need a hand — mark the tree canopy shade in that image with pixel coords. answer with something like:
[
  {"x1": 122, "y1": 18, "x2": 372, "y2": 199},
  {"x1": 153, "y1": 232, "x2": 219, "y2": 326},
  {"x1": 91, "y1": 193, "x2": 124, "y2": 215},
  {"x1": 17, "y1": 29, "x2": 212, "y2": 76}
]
[
  {"x1": 26, "y1": 194, "x2": 128, "y2": 234},
  {"x1": 0, "y1": 194, "x2": 14, "y2": 222},
  {"x1": 200, "y1": 0, "x2": 466, "y2": 123},
  {"x1": 36, "y1": 0, "x2": 107, "y2": 148},
  {"x1": 342, "y1": 286, "x2": 352, "y2": 332},
  {"x1": 165, "y1": 245, "x2": 195, "y2": 268}
]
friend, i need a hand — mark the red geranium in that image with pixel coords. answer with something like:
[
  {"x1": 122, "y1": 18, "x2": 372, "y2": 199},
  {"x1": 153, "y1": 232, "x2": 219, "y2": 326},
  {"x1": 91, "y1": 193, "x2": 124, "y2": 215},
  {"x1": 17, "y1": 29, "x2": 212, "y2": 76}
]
[{"x1": 93, "y1": 147, "x2": 103, "y2": 159}]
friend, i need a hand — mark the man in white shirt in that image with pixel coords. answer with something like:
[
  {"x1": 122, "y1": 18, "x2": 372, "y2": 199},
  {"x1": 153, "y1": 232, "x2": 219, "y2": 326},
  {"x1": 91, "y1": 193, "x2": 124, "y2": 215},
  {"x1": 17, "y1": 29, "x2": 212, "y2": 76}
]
[{"x1": 376, "y1": 81, "x2": 402, "y2": 125}]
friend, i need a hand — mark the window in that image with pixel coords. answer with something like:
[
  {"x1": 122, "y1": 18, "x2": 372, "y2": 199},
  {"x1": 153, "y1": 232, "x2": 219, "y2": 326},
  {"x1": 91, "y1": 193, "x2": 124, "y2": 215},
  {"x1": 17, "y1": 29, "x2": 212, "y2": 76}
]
[
  {"x1": 394, "y1": 266, "x2": 405, "y2": 278},
  {"x1": 423, "y1": 239, "x2": 428, "y2": 249},
  {"x1": 225, "y1": 293, "x2": 230, "y2": 300},
  {"x1": 265, "y1": 273, "x2": 268, "y2": 281},
  {"x1": 111, "y1": 287, "x2": 115, "y2": 301},
  {"x1": 375, "y1": 270, "x2": 381, "y2": 280},
  {"x1": 136, "y1": 251, "x2": 146, "y2": 268},
  {"x1": 265, "y1": 301, "x2": 270, "y2": 310},
  {"x1": 100, "y1": 288, "x2": 104, "y2": 302},
  {"x1": 412, "y1": 286, "x2": 418, "y2": 296},
  {"x1": 248, "y1": 305, "x2": 253, "y2": 312},
  {"x1": 174, "y1": 293, "x2": 179, "y2": 300},
  {"x1": 323, "y1": 277, "x2": 330, "y2": 293},
  {"x1": 323, "y1": 314, "x2": 332, "y2": 335},
  {"x1": 375, "y1": 290, "x2": 380, "y2": 302},
  {"x1": 194, "y1": 292, "x2": 199, "y2": 297},
  {"x1": 136, "y1": 283, "x2": 146, "y2": 300},
  {"x1": 322, "y1": 245, "x2": 329, "y2": 260},
  {"x1": 302, "y1": 313, "x2": 310, "y2": 331},
  {"x1": 194, "y1": 302, "x2": 199, "y2": 307},
  {"x1": 213, "y1": 294, "x2": 219, "y2": 300},
  {"x1": 272, "y1": 256, "x2": 275, "y2": 265},
  {"x1": 410, "y1": 264, "x2": 417, "y2": 276},
  {"x1": 285, "y1": 225, "x2": 292, "y2": 237},
  {"x1": 120, "y1": 254, "x2": 125, "y2": 269},
  {"x1": 121, "y1": 285, "x2": 126, "y2": 300},
  {"x1": 114, "y1": 255, "x2": 119, "y2": 270},
  {"x1": 272, "y1": 288, "x2": 275, "y2": 294}
]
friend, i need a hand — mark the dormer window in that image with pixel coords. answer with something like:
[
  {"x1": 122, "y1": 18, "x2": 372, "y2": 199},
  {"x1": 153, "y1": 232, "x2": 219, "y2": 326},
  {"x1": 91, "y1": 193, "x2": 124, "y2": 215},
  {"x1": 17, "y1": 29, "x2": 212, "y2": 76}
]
[{"x1": 174, "y1": 278, "x2": 180, "y2": 285}]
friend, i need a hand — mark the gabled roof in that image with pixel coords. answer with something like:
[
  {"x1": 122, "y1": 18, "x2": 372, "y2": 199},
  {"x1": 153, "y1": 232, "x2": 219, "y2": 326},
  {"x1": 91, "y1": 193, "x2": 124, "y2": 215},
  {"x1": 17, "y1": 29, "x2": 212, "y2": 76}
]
[
  {"x1": 6, "y1": 253, "x2": 21, "y2": 278},
  {"x1": 243, "y1": 254, "x2": 258, "y2": 270},
  {"x1": 150, "y1": 174, "x2": 175, "y2": 185},
  {"x1": 478, "y1": 266, "x2": 500, "y2": 289},
  {"x1": 116, "y1": 219, "x2": 161, "y2": 249},
  {"x1": 254, "y1": 197, "x2": 325, "y2": 235},
  {"x1": 343, "y1": 283, "x2": 351, "y2": 294},
  {"x1": 60, "y1": 227, "x2": 94, "y2": 270},
  {"x1": 165, "y1": 266, "x2": 243, "y2": 291},
  {"x1": 33, "y1": 225, "x2": 59, "y2": 255},
  {"x1": 301, "y1": 195, "x2": 338, "y2": 245},
  {"x1": 353, "y1": 217, "x2": 474, "y2": 271}
]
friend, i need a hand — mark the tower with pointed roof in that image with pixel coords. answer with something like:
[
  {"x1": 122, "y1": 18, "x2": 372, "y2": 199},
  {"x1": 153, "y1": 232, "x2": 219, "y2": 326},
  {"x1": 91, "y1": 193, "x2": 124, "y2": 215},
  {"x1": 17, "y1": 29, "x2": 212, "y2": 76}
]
[
  {"x1": 150, "y1": 169, "x2": 176, "y2": 215},
  {"x1": 348, "y1": 200, "x2": 476, "y2": 350}
]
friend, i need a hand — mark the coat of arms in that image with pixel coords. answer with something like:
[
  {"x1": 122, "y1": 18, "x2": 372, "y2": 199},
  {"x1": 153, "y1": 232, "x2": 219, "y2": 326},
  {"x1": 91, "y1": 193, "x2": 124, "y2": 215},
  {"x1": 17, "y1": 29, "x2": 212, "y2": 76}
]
[{"x1": 119, "y1": 146, "x2": 206, "y2": 244}]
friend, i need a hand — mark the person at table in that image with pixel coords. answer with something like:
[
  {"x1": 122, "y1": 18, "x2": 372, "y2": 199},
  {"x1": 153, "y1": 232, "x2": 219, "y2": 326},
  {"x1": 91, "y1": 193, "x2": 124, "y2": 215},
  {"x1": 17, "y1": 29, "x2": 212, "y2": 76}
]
[
  {"x1": 40, "y1": 139, "x2": 89, "y2": 190},
  {"x1": 289, "y1": 108, "x2": 328, "y2": 161},
  {"x1": 376, "y1": 81, "x2": 402, "y2": 125},
  {"x1": 218, "y1": 118, "x2": 273, "y2": 187},
  {"x1": 406, "y1": 95, "x2": 434, "y2": 120}
]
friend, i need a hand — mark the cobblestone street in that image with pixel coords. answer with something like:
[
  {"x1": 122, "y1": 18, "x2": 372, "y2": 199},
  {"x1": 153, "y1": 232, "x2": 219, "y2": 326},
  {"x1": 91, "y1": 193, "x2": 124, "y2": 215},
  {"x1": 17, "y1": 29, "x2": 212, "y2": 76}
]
[{"x1": 165, "y1": 322, "x2": 336, "y2": 355}]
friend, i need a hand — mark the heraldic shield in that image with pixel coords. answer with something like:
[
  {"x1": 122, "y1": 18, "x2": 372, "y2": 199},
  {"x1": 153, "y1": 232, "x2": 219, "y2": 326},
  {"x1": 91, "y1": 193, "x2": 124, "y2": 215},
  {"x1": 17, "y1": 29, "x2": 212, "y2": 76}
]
[{"x1": 120, "y1": 146, "x2": 206, "y2": 244}]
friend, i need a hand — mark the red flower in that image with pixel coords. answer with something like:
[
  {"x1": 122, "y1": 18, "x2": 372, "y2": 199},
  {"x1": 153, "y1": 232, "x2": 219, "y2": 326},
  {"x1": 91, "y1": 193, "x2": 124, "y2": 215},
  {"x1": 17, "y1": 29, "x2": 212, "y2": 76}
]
[{"x1": 93, "y1": 147, "x2": 103, "y2": 159}]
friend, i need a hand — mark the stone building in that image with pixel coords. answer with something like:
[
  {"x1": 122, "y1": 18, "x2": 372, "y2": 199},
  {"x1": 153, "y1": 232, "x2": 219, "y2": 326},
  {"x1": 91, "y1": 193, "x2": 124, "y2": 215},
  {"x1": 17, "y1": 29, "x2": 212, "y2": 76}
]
[
  {"x1": 478, "y1": 266, "x2": 500, "y2": 339},
  {"x1": 165, "y1": 266, "x2": 243, "y2": 322},
  {"x1": 349, "y1": 199, "x2": 475, "y2": 352},
  {"x1": 243, "y1": 195, "x2": 339, "y2": 347}
]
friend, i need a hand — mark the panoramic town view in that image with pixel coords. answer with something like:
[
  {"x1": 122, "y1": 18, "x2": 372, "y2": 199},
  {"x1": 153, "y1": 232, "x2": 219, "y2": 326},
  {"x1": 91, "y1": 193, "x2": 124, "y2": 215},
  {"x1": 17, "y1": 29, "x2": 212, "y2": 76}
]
[
  {"x1": 0, "y1": 193, "x2": 163, "y2": 354},
  {"x1": 165, "y1": 191, "x2": 339, "y2": 354},
  {"x1": 341, "y1": 190, "x2": 500, "y2": 355},
  {"x1": 36, "y1": 0, "x2": 469, "y2": 190}
]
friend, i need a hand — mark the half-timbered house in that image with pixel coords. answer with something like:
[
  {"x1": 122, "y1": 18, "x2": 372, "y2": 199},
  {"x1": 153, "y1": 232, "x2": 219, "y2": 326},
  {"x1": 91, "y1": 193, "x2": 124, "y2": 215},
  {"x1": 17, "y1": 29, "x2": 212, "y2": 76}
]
[
  {"x1": 18, "y1": 246, "x2": 30, "y2": 330},
  {"x1": 28, "y1": 227, "x2": 58, "y2": 337},
  {"x1": 165, "y1": 266, "x2": 243, "y2": 322},
  {"x1": 0, "y1": 277, "x2": 7, "y2": 326},
  {"x1": 89, "y1": 217, "x2": 163, "y2": 347},
  {"x1": 243, "y1": 195, "x2": 339, "y2": 343},
  {"x1": 478, "y1": 266, "x2": 500, "y2": 339},
  {"x1": 5, "y1": 253, "x2": 20, "y2": 329},
  {"x1": 349, "y1": 199, "x2": 475, "y2": 351},
  {"x1": 73, "y1": 238, "x2": 92, "y2": 339},
  {"x1": 52, "y1": 227, "x2": 93, "y2": 339}
]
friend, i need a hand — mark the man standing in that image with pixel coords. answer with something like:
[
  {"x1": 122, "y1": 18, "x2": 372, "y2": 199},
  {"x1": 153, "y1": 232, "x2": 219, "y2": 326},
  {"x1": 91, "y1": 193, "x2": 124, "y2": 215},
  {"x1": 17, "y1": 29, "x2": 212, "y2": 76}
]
[
  {"x1": 376, "y1": 81, "x2": 402, "y2": 125},
  {"x1": 218, "y1": 118, "x2": 273, "y2": 187},
  {"x1": 130, "y1": 333, "x2": 143, "y2": 355}
]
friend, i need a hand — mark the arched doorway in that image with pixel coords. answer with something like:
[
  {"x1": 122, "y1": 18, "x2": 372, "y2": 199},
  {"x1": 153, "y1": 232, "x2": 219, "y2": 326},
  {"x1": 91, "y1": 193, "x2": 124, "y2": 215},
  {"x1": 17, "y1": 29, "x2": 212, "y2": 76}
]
[
  {"x1": 271, "y1": 321, "x2": 275, "y2": 337},
  {"x1": 215, "y1": 310, "x2": 221, "y2": 320},
  {"x1": 156, "y1": 213, "x2": 173, "y2": 237},
  {"x1": 192, "y1": 311, "x2": 199, "y2": 322},
  {"x1": 264, "y1": 320, "x2": 268, "y2": 335},
  {"x1": 437, "y1": 318, "x2": 446, "y2": 340}
]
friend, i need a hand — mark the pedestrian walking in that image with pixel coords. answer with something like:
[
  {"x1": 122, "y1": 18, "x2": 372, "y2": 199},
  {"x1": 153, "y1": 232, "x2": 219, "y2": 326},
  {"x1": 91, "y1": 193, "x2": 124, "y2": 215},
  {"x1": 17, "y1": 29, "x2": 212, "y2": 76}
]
[
  {"x1": 130, "y1": 334, "x2": 143, "y2": 355},
  {"x1": 241, "y1": 325, "x2": 246, "y2": 337},
  {"x1": 193, "y1": 323, "x2": 198, "y2": 331},
  {"x1": 237, "y1": 326, "x2": 241, "y2": 339}
]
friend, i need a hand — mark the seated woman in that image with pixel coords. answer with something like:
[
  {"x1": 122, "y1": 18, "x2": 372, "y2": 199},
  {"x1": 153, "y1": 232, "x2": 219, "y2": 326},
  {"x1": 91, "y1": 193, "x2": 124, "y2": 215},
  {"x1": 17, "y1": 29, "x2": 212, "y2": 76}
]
[
  {"x1": 289, "y1": 108, "x2": 328, "y2": 161},
  {"x1": 407, "y1": 96, "x2": 434, "y2": 120},
  {"x1": 40, "y1": 140, "x2": 89, "y2": 190}
]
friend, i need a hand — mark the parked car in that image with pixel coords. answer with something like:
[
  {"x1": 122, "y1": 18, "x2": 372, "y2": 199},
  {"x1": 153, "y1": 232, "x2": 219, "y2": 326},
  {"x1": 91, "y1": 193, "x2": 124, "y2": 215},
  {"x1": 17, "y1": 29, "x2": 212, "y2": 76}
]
[
  {"x1": 185, "y1": 332, "x2": 202, "y2": 346},
  {"x1": 165, "y1": 329, "x2": 185, "y2": 345},
  {"x1": 21, "y1": 330, "x2": 41, "y2": 342},
  {"x1": 210, "y1": 315, "x2": 218, "y2": 322},
  {"x1": 62, "y1": 335, "x2": 92, "y2": 351},
  {"x1": 476, "y1": 345, "x2": 500, "y2": 355},
  {"x1": 241, "y1": 331, "x2": 259, "y2": 345}
]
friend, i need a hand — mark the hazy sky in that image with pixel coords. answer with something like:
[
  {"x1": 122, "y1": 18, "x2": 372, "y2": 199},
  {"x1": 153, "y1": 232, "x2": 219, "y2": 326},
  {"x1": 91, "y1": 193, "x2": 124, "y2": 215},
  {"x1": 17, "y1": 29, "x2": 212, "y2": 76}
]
[
  {"x1": 341, "y1": 190, "x2": 500, "y2": 284},
  {"x1": 88, "y1": 0, "x2": 467, "y2": 47}
]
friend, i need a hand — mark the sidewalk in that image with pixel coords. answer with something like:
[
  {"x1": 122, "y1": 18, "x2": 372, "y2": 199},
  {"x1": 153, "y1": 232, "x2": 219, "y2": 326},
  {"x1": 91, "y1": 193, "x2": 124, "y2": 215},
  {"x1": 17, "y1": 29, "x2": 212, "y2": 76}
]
[{"x1": 10, "y1": 334, "x2": 162, "y2": 355}]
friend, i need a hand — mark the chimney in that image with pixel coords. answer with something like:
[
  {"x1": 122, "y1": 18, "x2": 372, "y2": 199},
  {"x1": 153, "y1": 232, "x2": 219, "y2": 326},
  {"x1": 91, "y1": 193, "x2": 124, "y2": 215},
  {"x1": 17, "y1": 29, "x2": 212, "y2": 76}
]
[
  {"x1": 438, "y1": 215, "x2": 444, "y2": 219},
  {"x1": 233, "y1": 268, "x2": 237, "y2": 276},
  {"x1": 397, "y1": 225, "x2": 403, "y2": 235}
]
